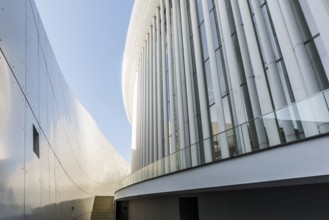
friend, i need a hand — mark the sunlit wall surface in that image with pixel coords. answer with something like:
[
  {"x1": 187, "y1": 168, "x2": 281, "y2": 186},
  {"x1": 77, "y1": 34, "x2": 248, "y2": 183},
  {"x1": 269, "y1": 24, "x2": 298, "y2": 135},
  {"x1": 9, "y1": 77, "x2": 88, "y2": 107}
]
[
  {"x1": 0, "y1": 0, "x2": 129, "y2": 219},
  {"x1": 122, "y1": 0, "x2": 329, "y2": 177}
]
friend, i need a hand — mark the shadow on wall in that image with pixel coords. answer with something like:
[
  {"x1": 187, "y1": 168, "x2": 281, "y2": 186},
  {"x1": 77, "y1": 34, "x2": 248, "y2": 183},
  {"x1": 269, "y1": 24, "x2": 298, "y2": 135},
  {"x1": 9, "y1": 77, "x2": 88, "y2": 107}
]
[
  {"x1": 119, "y1": 183, "x2": 329, "y2": 220},
  {"x1": 0, "y1": 197, "x2": 95, "y2": 220}
]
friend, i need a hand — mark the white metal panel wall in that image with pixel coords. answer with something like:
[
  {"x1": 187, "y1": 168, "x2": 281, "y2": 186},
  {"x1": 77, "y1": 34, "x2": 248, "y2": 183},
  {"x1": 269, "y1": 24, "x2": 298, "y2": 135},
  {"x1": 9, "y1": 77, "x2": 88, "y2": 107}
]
[{"x1": 0, "y1": 0, "x2": 130, "y2": 219}]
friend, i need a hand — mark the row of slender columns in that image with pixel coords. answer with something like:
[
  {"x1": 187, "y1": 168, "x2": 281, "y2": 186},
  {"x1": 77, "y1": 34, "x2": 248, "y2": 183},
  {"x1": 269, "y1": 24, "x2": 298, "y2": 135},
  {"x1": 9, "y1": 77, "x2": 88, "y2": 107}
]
[
  {"x1": 235, "y1": 0, "x2": 289, "y2": 146},
  {"x1": 135, "y1": 0, "x2": 214, "y2": 169},
  {"x1": 276, "y1": 0, "x2": 329, "y2": 134},
  {"x1": 266, "y1": 0, "x2": 319, "y2": 138},
  {"x1": 238, "y1": 0, "x2": 274, "y2": 116},
  {"x1": 201, "y1": 0, "x2": 230, "y2": 159},
  {"x1": 216, "y1": 0, "x2": 250, "y2": 154},
  {"x1": 277, "y1": 0, "x2": 320, "y2": 95},
  {"x1": 249, "y1": 0, "x2": 287, "y2": 109},
  {"x1": 133, "y1": 0, "x2": 329, "y2": 171},
  {"x1": 230, "y1": 0, "x2": 268, "y2": 150},
  {"x1": 244, "y1": 0, "x2": 291, "y2": 144},
  {"x1": 188, "y1": 0, "x2": 213, "y2": 163}
]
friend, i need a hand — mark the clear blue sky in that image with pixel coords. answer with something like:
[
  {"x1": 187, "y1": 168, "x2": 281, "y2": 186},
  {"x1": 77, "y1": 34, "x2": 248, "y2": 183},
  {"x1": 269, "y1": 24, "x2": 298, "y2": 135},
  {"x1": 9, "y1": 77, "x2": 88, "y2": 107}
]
[{"x1": 34, "y1": 0, "x2": 134, "y2": 162}]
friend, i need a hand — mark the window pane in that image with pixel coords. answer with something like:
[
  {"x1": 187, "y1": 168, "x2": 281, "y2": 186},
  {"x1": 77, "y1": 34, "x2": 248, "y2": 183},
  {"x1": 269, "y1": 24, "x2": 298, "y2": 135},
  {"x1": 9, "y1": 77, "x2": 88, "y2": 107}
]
[
  {"x1": 210, "y1": 105, "x2": 218, "y2": 135},
  {"x1": 305, "y1": 40, "x2": 329, "y2": 90},
  {"x1": 204, "y1": 59, "x2": 215, "y2": 105},
  {"x1": 210, "y1": 10, "x2": 219, "y2": 49},
  {"x1": 223, "y1": 96, "x2": 233, "y2": 129},
  {"x1": 314, "y1": 36, "x2": 329, "y2": 79},
  {"x1": 215, "y1": 49, "x2": 228, "y2": 96},
  {"x1": 199, "y1": 22, "x2": 209, "y2": 59},
  {"x1": 196, "y1": 0, "x2": 204, "y2": 23}
]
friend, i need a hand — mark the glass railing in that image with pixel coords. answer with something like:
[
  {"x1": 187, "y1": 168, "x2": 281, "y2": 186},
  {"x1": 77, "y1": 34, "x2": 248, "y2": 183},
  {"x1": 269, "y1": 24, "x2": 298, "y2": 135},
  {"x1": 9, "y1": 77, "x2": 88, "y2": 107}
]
[{"x1": 116, "y1": 89, "x2": 329, "y2": 191}]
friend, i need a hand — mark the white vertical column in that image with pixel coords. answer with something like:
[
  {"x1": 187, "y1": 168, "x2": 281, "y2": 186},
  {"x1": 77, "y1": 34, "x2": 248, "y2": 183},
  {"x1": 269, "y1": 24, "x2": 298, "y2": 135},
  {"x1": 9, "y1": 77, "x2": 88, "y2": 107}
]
[
  {"x1": 179, "y1": 0, "x2": 199, "y2": 166},
  {"x1": 133, "y1": 65, "x2": 138, "y2": 171},
  {"x1": 136, "y1": 53, "x2": 144, "y2": 171},
  {"x1": 230, "y1": 0, "x2": 268, "y2": 150},
  {"x1": 161, "y1": 0, "x2": 169, "y2": 158},
  {"x1": 250, "y1": 0, "x2": 287, "y2": 108},
  {"x1": 189, "y1": 0, "x2": 212, "y2": 162},
  {"x1": 143, "y1": 43, "x2": 147, "y2": 167},
  {"x1": 305, "y1": 0, "x2": 329, "y2": 134},
  {"x1": 176, "y1": 1, "x2": 190, "y2": 150},
  {"x1": 136, "y1": 54, "x2": 142, "y2": 171},
  {"x1": 147, "y1": 31, "x2": 151, "y2": 166},
  {"x1": 306, "y1": 0, "x2": 329, "y2": 57},
  {"x1": 141, "y1": 46, "x2": 144, "y2": 168},
  {"x1": 144, "y1": 41, "x2": 149, "y2": 167},
  {"x1": 215, "y1": 0, "x2": 250, "y2": 154},
  {"x1": 152, "y1": 17, "x2": 158, "y2": 163},
  {"x1": 161, "y1": 0, "x2": 170, "y2": 174},
  {"x1": 266, "y1": 0, "x2": 308, "y2": 101},
  {"x1": 144, "y1": 44, "x2": 148, "y2": 167},
  {"x1": 250, "y1": 0, "x2": 287, "y2": 109},
  {"x1": 215, "y1": 0, "x2": 247, "y2": 125},
  {"x1": 137, "y1": 56, "x2": 143, "y2": 171},
  {"x1": 266, "y1": 0, "x2": 320, "y2": 138},
  {"x1": 173, "y1": 0, "x2": 188, "y2": 169},
  {"x1": 250, "y1": 0, "x2": 296, "y2": 143},
  {"x1": 202, "y1": 0, "x2": 229, "y2": 159},
  {"x1": 173, "y1": 0, "x2": 187, "y2": 152},
  {"x1": 238, "y1": 0, "x2": 281, "y2": 146},
  {"x1": 165, "y1": 0, "x2": 177, "y2": 171},
  {"x1": 139, "y1": 58, "x2": 144, "y2": 169},
  {"x1": 150, "y1": 27, "x2": 154, "y2": 165},
  {"x1": 156, "y1": 8, "x2": 163, "y2": 162},
  {"x1": 277, "y1": 0, "x2": 320, "y2": 95},
  {"x1": 142, "y1": 55, "x2": 146, "y2": 167},
  {"x1": 238, "y1": 0, "x2": 273, "y2": 115}
]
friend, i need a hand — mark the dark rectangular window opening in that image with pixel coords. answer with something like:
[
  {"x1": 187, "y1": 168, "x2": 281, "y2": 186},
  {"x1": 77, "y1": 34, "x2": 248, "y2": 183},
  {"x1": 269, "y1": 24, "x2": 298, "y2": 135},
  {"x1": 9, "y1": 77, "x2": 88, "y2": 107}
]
[
  {"x1": 179, "y1": 197, "x2": 199, "y2": 220},
  {"x1": 33, "y1": 125, "x2": 40, "y2": 158}
]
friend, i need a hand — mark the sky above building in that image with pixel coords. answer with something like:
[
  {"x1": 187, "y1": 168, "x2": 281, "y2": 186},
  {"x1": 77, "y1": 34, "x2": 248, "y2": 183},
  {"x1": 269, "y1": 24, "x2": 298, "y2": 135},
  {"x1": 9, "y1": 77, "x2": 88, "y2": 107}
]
[{"x1": 34, "y1": 0, "x2": 134, "y2": 162}]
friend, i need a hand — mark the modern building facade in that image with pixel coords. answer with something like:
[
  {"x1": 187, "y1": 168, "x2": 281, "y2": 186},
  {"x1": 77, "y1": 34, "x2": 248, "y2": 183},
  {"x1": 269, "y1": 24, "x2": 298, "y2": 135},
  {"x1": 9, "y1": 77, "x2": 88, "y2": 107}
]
[
  {"x1": 118, "y1": 0, "x2": 329, "y2": 219},
  {"x1": 0, "y1": 0, "x2": 129, "y2": 219}
]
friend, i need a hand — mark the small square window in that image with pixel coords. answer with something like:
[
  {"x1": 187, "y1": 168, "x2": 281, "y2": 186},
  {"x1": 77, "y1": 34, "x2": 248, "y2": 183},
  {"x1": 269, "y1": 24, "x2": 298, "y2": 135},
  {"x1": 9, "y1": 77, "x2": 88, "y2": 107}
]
[{"x1": 33, "y1": 125, "x2": 39, "y2": 158}]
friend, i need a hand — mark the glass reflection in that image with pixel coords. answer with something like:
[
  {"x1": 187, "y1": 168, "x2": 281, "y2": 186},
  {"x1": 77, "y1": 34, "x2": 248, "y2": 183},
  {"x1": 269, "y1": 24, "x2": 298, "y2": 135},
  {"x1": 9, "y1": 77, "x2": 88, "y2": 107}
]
[{"x1": 117, "y1": 89, "x2": 329, "y2": 191}]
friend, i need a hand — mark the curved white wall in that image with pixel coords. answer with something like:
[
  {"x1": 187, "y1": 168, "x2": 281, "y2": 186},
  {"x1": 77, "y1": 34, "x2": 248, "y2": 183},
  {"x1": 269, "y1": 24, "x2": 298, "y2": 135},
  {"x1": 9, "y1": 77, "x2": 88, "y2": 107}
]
[{"x1": 0, "y1": 0, "x2": 129, "y2": 219}]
